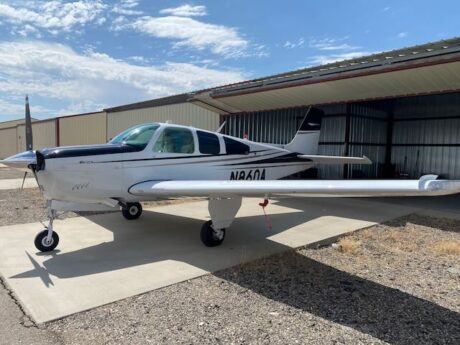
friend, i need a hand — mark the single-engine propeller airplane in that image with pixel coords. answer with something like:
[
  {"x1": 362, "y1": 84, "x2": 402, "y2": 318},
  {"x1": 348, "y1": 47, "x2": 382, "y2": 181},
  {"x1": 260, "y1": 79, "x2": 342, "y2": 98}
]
[{"x1": 3, "y1": 97, "x2": 460, "y2": 252}]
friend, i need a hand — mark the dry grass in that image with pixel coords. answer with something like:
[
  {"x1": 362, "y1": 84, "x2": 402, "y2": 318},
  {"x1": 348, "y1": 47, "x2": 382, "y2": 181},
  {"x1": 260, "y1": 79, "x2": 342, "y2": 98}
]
[
  {"x1": 431, "y1": 240, "x2": 460, "y2": 255},
  {"x1": 336, "y1": 237, "x2": 361, "y2": 255}
]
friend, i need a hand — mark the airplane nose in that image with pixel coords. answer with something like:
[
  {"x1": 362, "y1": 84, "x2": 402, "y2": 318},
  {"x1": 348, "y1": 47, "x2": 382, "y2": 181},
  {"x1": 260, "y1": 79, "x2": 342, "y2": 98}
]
[{"x1": 0, "y1": 150, "x2": 37, "y2": 171}]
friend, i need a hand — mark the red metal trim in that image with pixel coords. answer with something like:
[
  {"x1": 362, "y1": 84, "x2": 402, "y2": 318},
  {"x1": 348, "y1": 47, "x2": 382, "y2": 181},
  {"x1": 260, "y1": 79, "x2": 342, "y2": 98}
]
[
  {"x1": 56, "y1": 117, "x2": 60, "y2": 146},
  {"x1": 213, "y1": 55, "x2": 460, "y2": 99}
]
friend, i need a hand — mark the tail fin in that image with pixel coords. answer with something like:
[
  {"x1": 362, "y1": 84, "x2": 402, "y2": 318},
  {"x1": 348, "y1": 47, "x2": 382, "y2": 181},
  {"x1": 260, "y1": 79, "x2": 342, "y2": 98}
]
[
  {"x1": 25, "y1": 95, "x2": 33, "y2": 151},
  {"x1": 284, "y1": 107, "x2": 323, "y2": 154}
]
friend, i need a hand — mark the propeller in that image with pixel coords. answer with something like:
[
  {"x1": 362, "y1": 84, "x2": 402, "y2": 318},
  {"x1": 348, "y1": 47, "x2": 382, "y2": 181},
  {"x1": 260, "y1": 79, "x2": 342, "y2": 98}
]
[{"x1": 20, "y1": 95, "x2": 34, "y2": 191}]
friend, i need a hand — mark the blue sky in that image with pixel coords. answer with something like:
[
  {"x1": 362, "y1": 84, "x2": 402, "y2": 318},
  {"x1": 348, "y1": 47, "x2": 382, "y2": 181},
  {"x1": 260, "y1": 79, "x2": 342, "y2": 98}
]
[{"x1": 0, "y1": 0, "x2": 459, "y2": 121}]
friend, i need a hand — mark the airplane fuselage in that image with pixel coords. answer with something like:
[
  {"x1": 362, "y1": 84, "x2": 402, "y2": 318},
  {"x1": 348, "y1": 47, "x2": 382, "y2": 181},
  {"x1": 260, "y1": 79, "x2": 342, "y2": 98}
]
[{"x1": 35, "y1": 123, "x2": 314, "y2": 204}]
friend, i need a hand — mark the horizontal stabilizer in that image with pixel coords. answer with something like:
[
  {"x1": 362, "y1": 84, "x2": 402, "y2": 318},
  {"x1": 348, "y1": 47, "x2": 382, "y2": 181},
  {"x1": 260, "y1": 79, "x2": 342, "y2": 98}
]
[
  {"x1": 129, "y1": 175, "x2": 460, "y2": 198},
  {"x1": 298, "y1": 155, "x2": 372, "y2": 165}
]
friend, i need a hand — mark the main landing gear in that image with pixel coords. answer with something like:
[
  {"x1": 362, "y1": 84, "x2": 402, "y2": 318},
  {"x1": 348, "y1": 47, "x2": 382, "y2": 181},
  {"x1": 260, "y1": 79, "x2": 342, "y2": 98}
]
[
  {"x1": 121, "y1": 202, "x2": 143, "y2": 220},
  {"x1": 34, "y1": 206, "x2": 59, "y2": 252},
  {"x1": 200, "y1": 220, "x2": 225, "y2": 247},
  {"x1": 200, "y1": 196, "x2": 242, "y2": 247}
]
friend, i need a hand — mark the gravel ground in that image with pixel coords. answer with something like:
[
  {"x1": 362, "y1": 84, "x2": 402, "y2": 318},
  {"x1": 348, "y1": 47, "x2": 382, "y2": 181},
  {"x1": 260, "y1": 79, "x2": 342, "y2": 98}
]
[{"x1": 0, "y1": 186, "x2": 459, "y2": 344}]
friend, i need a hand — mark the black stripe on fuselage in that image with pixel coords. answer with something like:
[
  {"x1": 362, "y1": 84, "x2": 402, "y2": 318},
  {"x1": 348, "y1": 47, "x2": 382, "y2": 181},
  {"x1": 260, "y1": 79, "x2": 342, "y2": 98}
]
[
  {"x1": 221, "y1": 152, "x2": 310, "y2": 166},
  {"x1": 39, "y1": 144, "x2": 142, "y2": 159},
  {"x1": 40, "y1": 144, "x2": 272, "y2": 162}
]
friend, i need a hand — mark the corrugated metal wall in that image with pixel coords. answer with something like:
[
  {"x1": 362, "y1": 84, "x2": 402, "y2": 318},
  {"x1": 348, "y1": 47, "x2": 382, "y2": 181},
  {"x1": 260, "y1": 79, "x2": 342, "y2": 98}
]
[
  {"x1": 16, "y1": 120, "x2": 57, "y2": 152},
  {"x1": 391, "y1": 93, "x2": 460, "y2": 178},
  {"x1": 0, "y1": 127, "x2": 18, "y2": 158},
  {"x1": 107, "y1": 103, "x2": 220, "y2": 140},
  {"x1": 59, "y1": 112, "x2": 107, "y2": 146},
  {"x1": 222, "y1": 103, "x2": 387, "y2": 178}
]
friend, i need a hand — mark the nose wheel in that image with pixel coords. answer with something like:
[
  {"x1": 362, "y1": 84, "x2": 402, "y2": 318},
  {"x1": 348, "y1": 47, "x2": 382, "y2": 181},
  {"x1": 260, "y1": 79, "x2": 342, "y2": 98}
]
[
  {"x1": 122, "y1": 202, "x2": 143, "y2": 220},
  {"x1": 34, "y1": 229, "x2": 59, "y2": 252},
  {"x1": 34, "y1": 205, "x2": 59, "y2": 252},
  {"x1": 200, "y1": 220, "x2": 225, "y2": 247}
]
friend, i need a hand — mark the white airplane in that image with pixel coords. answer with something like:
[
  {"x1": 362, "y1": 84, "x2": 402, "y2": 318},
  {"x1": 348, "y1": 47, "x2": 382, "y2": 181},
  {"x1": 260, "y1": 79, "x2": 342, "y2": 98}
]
[{"x1": 3, "y1": 105, "x2": 460, "y2": 252}]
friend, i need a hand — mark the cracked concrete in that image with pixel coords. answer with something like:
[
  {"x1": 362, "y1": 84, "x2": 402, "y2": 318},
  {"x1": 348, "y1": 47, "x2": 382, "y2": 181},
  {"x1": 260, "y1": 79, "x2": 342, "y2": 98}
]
[{"x1": 0, "y1": 276, "x2": 61, "y2": 345}]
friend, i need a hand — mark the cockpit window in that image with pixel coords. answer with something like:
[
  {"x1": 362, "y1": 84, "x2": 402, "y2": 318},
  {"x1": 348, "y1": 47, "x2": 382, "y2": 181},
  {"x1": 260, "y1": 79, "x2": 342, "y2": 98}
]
[
  {"x1": 153, "y1": 127, "x2": 195, "y2": 154},
  {"x1": 109, "y1": 124, "x2": 159, "y2": 150},
  {"x1": 197, "y1": 130, "x2": 220, "y2": 155}
]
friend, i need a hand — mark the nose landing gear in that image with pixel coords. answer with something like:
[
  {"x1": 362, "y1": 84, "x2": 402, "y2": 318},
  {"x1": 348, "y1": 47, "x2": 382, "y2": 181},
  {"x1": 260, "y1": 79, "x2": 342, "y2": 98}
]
[{"x1": 34, "y1": 206, "x2": 59, "y2": 252}]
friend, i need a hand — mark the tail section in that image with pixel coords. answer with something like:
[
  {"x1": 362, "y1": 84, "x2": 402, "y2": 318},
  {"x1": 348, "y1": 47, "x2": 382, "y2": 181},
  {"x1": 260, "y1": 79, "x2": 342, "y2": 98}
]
[{"x1": 284, "y1": 107, "x2": 323, "y2": 154}]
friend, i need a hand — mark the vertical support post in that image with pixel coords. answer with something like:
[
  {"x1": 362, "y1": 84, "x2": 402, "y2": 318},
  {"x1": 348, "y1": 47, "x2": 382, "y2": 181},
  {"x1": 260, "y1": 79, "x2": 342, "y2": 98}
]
[
  {"x1": 383, "y1": 103, "x2": 394, "y2": 178},
  {"x1": 56, "y1": 117, "x2": 60, "y2": 147},
  {"x1": 343, "y1": 103, "x2": 352, "y2": 179}
]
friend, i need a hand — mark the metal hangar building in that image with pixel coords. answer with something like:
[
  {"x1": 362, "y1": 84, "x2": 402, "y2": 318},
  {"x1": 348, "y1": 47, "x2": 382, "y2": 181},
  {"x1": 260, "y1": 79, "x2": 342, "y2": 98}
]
[{"x1": 188, "y1": 37, "x2": 460, "y2": 179}]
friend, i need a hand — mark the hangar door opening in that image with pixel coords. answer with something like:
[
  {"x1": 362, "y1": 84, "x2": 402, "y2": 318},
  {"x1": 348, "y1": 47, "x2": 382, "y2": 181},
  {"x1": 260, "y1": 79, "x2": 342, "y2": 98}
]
[{"x1": 221, "y1": 92, "x2": 460, "y2": 179}]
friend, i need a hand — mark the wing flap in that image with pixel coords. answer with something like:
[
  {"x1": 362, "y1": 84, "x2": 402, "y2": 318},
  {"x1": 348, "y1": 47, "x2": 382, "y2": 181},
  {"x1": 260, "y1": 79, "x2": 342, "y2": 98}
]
[
  {"x1": 298, "y1": 154, "x2": 372, "y2": 165},
  {"x1": 129, "y1": 175, "x2": 460, "y2": 198}
]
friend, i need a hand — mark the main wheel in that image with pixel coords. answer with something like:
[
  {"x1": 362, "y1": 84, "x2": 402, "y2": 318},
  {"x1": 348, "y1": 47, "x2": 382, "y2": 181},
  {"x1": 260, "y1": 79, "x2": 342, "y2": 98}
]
[
  {"x1": 122, "y1": 202, "x2": 143, "y2": 220},
  {"x1": 200, "y1": 220, "x2": 225, "y2": 247},
  {"x1": 34, "y1": 230, "x2": 59, "y2": 252}
]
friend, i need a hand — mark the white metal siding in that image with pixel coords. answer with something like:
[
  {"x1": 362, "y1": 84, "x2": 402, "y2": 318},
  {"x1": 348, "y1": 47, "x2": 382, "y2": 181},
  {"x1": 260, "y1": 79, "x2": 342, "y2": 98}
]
[
  {"x1": 0, "y1": 127, "x2": 17, "y2": 158},
  {"x1": 107, "y1": 103, "x2": 219, "y2": 140},
  {"x1": 59, "y1": 112, "x2": 107, "y2": 146}
]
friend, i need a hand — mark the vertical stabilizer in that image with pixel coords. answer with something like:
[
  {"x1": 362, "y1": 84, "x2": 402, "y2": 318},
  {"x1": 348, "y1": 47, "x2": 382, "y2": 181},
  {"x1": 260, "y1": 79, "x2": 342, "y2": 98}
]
[
  {"x1": 25, "y1": 95, "x2": 33, "y2": 151},
  {"x1": 284, "y1": 107, "x2": 323, "y2": 154}
]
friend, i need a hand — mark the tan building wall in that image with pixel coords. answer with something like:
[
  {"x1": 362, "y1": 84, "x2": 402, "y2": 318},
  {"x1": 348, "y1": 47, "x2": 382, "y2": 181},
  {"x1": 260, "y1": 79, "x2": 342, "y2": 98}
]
[
  {"x1": 0, "y1": 118, "x2": 37, "y2": 130},
  {"x1": 0, "y1": 127, "x2": 18, "y2": 158},
  {"x1": 59, "y1": 112, "x2": 107, "y2": 146},
  {"x1": 107, "y1": 102, "x2": 219, "y2": 140},
  {"x1": 16, "y1": 120, "x2": 57, "y2": 152}
]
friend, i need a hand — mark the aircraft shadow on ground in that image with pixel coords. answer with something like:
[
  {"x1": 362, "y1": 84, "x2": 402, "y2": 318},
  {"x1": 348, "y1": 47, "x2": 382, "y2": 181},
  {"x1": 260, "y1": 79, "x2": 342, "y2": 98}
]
[
  {"x1": 13, "y1": 197, "x2": 403, "y2": 280},
  {"x1": 277, "y1": 195, "x2": 460, "y2": 234},
  {"x1": 10, "y1": 197, "x2": 460, "y2": 343}
]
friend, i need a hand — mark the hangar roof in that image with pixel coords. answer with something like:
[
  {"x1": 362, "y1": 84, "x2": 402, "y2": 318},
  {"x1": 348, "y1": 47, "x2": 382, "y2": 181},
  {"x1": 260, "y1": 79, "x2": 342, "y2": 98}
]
[
  {"x1": 190, "y1": 37, "x2": 460, "y2": 113},
  {"x1": 0, "y1": 117, "x2": 38, "y2": 130},
  {"x1": 104, "y1": 93, "x2": 190, "y2": 113}
]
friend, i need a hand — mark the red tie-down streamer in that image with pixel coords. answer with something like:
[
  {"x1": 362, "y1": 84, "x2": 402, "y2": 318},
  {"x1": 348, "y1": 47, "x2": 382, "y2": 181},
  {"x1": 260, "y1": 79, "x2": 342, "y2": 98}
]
[{"x1": 259, "y1": 197, "x2": 272, "y2": 231}]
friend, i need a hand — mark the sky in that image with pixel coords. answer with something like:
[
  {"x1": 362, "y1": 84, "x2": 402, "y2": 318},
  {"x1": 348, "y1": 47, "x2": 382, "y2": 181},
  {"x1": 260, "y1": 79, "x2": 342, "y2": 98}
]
[{"x1": 0, "y1": 0, "x2": 459, "y2": 121}]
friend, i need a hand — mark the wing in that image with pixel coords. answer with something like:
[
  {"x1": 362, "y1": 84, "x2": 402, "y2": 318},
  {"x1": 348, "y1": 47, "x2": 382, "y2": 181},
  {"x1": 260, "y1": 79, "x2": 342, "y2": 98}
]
[
  {"x1": 298, "y1": 154, "x2": 372, "y2": 165},
  {"x1": 129, "y1": 175, "x2": 460, "y2": 198}
]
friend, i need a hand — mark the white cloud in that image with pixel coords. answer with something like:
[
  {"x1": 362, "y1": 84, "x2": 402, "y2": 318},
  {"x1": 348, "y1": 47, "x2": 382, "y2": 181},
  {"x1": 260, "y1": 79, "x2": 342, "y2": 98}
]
[
  {"x1": 398, "y1": 32, "x2": 407, "y2": 38},
  {"x1": 112, "y1": 0, "x2": 142, "y2": 16},
  {"x1": 309, "y1": 38, "x2": 359, "y2": 51},
  {"x1": 0, "y1": 41, "x2": 246, "y2": 114},
  {"x1": 382, "y1": 6, "x2": 390, "y2": 12},
  {"x1": 0, "y1": 98, "x2": 52, "y2": 117},
  {"x1": 0, "y1": 0, "x2": 106, "y2": 35},
  {"x1": 131, "y1": 15, "x2": 248, "y2": 57},
  {"x1": 283, "y1": 38, "x2": 305, "y2": 49},
  {"x1": 307, "y1": 51, "x2": 376, "y2": 66},
  {"x1": 159, "y1": 5, "x2": 207, "y2": 17}
]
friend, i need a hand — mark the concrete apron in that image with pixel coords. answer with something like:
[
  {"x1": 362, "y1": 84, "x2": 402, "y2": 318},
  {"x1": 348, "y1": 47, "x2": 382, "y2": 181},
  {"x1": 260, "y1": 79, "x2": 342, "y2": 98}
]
[
  {"x1": 0, "y1": 197, "x2": 415, "y2": 323},
  {"x1": 0, "y1": 178, "x2": 37, "y2": 190}
]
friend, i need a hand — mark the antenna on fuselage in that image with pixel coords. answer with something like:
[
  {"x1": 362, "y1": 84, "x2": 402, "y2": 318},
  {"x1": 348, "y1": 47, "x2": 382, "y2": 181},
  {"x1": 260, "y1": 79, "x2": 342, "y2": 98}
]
[{"x1": 216, "y1": 120, "x2": 226, "y2": 133}]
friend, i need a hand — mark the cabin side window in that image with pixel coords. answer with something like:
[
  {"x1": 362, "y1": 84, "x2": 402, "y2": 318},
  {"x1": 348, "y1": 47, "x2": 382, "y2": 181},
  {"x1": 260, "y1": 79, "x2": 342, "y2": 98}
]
[
  {"x1": 224, "y1": 137, "x2": 250, "y2": 155},
  {"x1": 197, "y1": 130, "x2": 220, "y2": 155},
  {"x1": 153, "y1": 127, "x2": 195, "y2": 154}
]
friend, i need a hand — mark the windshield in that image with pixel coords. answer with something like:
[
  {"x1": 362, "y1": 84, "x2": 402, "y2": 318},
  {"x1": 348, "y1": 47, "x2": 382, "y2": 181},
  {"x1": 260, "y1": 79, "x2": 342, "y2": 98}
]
[{"x1": 109, "y1": 123, "x2": 160, "y2": 149}]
